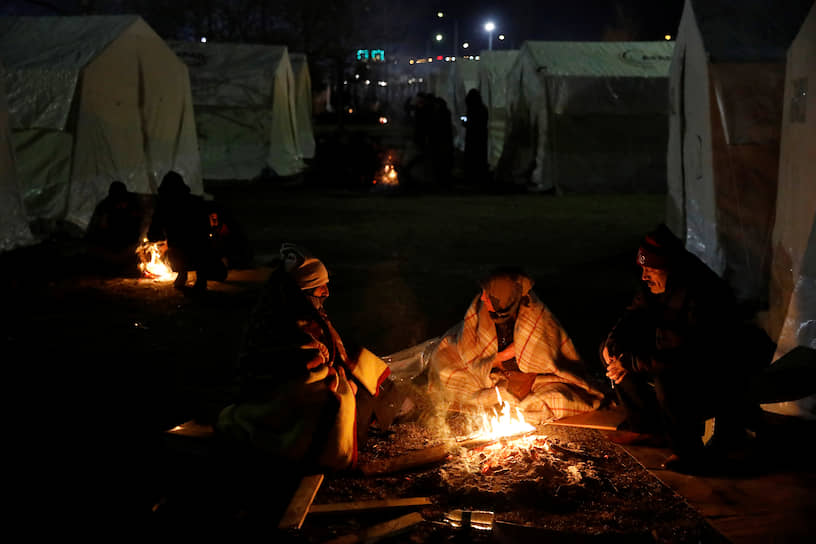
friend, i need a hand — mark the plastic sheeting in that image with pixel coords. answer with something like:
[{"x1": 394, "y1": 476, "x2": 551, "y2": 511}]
[
  {"x1": 664, "y1": 0, "x2": 811, "y2": 306},
  {"x1": 0, "y1": 61, "x2": 34, "y2": 252},
  {"x1": 500, "y1": 41, "x2": 673, "y2": 192},
  {"x1": 171, "y1": 41, "x2": 304, "y2": 180},
  {"x1": 290, "y1": 53, "x2": 316, "y2": 160},
  {"x1": 0, "y1": 16, "x2": 204, "y2": 230},
  {"x1": 762, "y1": 2, "x2": 816, "y2": 419},
  {"x1": 477, "y1": 50, "x2": 519, "y2": 169}
]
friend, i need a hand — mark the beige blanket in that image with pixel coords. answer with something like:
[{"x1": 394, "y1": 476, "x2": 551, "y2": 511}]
[{"x1": 431, "y1": 291, "x2": 604, "y2": 422}]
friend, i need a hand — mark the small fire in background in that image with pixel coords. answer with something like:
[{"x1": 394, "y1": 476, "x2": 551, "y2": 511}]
[
  {"x1": 378, "y1": 116, "x2": 389, "y2": 125},
  {"x1": 373, "y1": 153, "x2": 399, "y2": 187},
  {"x1": 137, "y1": 238, "x2": 175, "y2": 281}
]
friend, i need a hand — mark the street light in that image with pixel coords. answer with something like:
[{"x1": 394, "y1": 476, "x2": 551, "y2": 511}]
[
  {"x1": 484, "y1": 21, "x2": 495, "y2": 51},
  {"x1": 498, "y1": 34, "x2": 505, "y2": 42},
  {"x1": 435, "y1": 33, "x2": 443, "y2": 42},
  {"x1": 462, "y1": 42, "x2": 469, "y2": 49}
]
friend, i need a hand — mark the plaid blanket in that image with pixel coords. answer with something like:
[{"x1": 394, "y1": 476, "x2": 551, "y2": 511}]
[{"x1": 431, "y1": 291, "x2": 604, "y2": 422}]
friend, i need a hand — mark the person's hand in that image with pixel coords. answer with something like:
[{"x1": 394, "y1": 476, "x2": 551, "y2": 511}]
[
  {"x1": 495, "y1": 345, "x2": 515, "y2": 365},
  {"x1": 605, "y1": 357, "x2": 628, "y2": 385}
]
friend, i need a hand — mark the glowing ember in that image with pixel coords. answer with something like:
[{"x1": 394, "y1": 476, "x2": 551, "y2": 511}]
[
  {"x1": 464, "y1": 387, "x2": 536, "y2": 442},
  {"x1": 137, "y1": 239, "x2": 176, "y2": 281}
]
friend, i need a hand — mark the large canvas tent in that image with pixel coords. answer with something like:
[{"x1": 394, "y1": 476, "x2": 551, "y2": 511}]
[
  {"x1": 665, "y1": 0, "x2": 813, "y2": 306},
  {"x1": 499, "y1": 41, "x2": 673, "y2": 193},
  {"x1": 170, "y1": 41, "x2": 304, "y2": 180},
  {"x1": 289, "y1": 53, "x2": 316, "y2": 160},
  {"x1": 477, "y1": 50, "x2": 520, "y2": 169},
  {"x1": 0, "y1": 15, "x2": 203, "y2": 231},
  {"x1": 762, "y1": 2, "x2": 816, "y2": 419},
  {"x1": 0, "y1": 61, "x2": 34, "y2": 252}
]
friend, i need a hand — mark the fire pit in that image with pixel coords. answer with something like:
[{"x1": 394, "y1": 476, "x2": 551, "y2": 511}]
[{"x1": 136, "y1": 239, "x2": 175, "y2": 281}]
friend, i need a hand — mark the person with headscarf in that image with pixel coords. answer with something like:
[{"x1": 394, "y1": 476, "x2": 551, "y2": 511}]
[
  {"x1": 217, "y1": 244, "x2": 406, "y2": 471},
  {"x1": 601, "y1": 224, "x2": 773, "y2": 473},
  {"x1": 430, "y1": 266, "x2": 604, "y2": 424}
]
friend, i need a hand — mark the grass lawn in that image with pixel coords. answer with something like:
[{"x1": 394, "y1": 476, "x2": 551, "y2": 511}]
[{"x1": 206, "y1": 184, "x2": 666, "y2": 379}]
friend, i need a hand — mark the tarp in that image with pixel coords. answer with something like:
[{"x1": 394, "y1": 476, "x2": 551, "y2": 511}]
[
  {"x1": 665, "y1": 0, "x2": 813, "y2": 306},
  {"x1": 477, "y1": 50, "x2": 519, "y2": 169},
  {"x1": 289, "y1": 52, "x2": 316, "y2": 160},
  {"x1": 0, "y1": 60, "x2": 34, "y2": 252},
  {"x1": 170, "y1": 41, "x2": 304, "y2": 180},
  {"x1": 0, "y1": 15, "x2": 204, "y2": 230},
  {"x1": 762, "y1": 2, "x2": 816, "y2": 419},
  {"x1": 500, "y1": 40, "x2": 673, "y2": 193}
]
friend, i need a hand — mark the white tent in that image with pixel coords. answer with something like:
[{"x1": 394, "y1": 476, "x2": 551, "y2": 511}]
[
  {"x1": 477, "y1": 50, "x2": 520, "y2": 169},
  {"x1": 762, "y1": 2, "x2": 816, "y2": 419},
  {"x1": 170, "y1": 41, "x2": 304, "y2": 180},
  {"x1": 289, "y1": 53, "x2": 316, "y2": 160},
  {"x1": 0, "y1": 15, "x2": 203, "y2": 231},
  {"x1": 665, "y1": 0, "x2": 813, "y2": 306},
  {"x1": 0, "y1": 60, "x2": 34, "y2": 252},
  {"x1": 500, "y1": 41, "x2": 673, "y2": 193}
]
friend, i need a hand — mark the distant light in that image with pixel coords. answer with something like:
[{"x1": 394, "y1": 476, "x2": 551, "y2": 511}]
[
  {"x1": 436, "y1": 55, "x2": 443, "y2": 60},
  {"x1": 428, "y1": 57, "x2": 433, "y2": 62},
  {"x1": 409, "y1": 58, "x2": 415, "y2": 64},
  {"x1": 664, "y1": 34, "x2": 672, "y2": 40},
  {"x1": 435, "y1": 33, "x2": 443, "y2": 42},
  {"x1": 355, "y1": 74, "x2": 360, "y2": 79},
  {"x1": 462, "y1": 42, "x2": 470, "y2": 49},
  {"x1": 200, "y1": 37, "x2": 207, "y2": 43},
  {"x1": 475, "y1": 55, "x2": 480, "y2": 60},
  {"x1": 378, "y1": 80, "x2": 388, "y2": 87},
  {"x1": 437, "y1": 11, "x2": 444, "y2": 18},
  {"x1": 418, "y1": 77, "x2": 424, "y2": 83},
  {"x1": 498, "y1": 34, "x2": 505, "y2": 41},
  {"x1": 348, "y1": 108, "x2": 354, "y2": 114},
  {"x1": 445, "y1": 56, "x2": 451, "y2": 62},
  {"x1": 379, "y1": 116, "x2": 389, "y2": 125},
  {"x1": 343, "y1": 80, "x2": 348, "y2": 85},
  {"x1": 484, "y1": 21, "x2": 495, "y2": 32},
  {"x1": 451, "y1": 56, "x2": 456, "y2": 61},
  {"x1": 365, "y1": 79, "x2": 371, "y2": 85}
]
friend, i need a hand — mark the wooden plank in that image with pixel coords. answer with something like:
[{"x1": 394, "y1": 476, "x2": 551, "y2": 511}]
[
  {"x1": 278, "y1": 474, "x2": 325, "y2": 530},
  {"x1": 309, "y1": 497, "x2": 431, "y2": 514},
  {"x1": 322, "y1": 512, "x2": 425, "y2": 544},
  {"x1": 546, "y1": 407, "x2": 626, "y2": 431}
]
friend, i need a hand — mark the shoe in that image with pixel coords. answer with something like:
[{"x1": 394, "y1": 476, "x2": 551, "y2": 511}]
[{"x1": 606, "y1": 430, "x2": 666, "y2": 447}]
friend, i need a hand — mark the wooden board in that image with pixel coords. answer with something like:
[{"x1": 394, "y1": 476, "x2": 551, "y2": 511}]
[
  {"x1": 309, "y1": 497, "x2": 432, "y2": 514},
  {"x1": 323, "y1": 512, "x2": 425, "y2": 544},
  {"x1": 546, "y1": 407, "x2": 626, "y2": 431},
  {"x1": 278, "y1": 474, "x2": 325, "y2": 530}
]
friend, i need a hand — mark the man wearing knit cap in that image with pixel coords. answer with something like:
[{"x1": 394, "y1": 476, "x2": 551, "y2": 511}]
[
  {"x1": 601, "y1": 225, "x2": 771, "y2": 474},
  {"x1": 217, "y1": 243, "x2": 407, "y2": 471}
]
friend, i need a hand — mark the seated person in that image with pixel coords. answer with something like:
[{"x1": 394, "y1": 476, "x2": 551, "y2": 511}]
[
  {"x1": 601, "y1": 225, "x2": 773, "y2": 473},
  {"x1": 205, "y1": 200, "x2": 253, "y2": 271},
  {"x1": 430, "y1": 266, "x2": 604, "y2": 424},
  {"x1": 217, "y1": 243, "x2": 408, "y2": 471},
  {"x1": 85, "y1": 181, "x2": 145, "y2": 276}
]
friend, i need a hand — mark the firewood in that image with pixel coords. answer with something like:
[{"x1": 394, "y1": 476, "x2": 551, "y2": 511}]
[
  {"x1": 278, "y1": 474, "x2": 324, "y2": 529},
  {"x1": 322, "y1": 512, "x2": 425, "y2": 544},
  {"x1": 309, "y1": 496, "x2": 431, "y2": 514}
]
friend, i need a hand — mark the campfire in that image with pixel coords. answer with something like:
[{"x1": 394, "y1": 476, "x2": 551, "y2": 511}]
[
  {"x1": 373, "y1": 154, "x2": 399, "y2": 187},
  {"x1": 137, "y1": 238, "x2": 175, "y2": 281},
  {"x1": 459, "y1": 387, "x2": 536, "y2": 444}
]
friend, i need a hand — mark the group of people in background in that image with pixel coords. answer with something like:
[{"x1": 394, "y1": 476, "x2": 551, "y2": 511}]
[{"x1": 85, "y1": 171, "x2": 252, "y2": 292}]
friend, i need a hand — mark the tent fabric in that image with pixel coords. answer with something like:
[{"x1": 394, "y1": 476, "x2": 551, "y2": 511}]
[
  {"x1": 0, "y1": 61, "x2": 34, "y2": 252},
  {"x1": 762, "y1": 2, "x2": 816, "y2": 419},
  {"x1": 289, "y1": 52, "x2": 316, "y2": 160},
  {"x1": 477, "y1": 50, "x2": 519, "y2": 169},
  {"x1": 0, "y1": 15, "x2": 204, "y2": 231},
  {"x1": 664, "y1": 0, "x2": 812, "y2": 306},
  {"x1": 170, "y1": 41, "x2": 304, "y2": 180},
  {"x1": 500, "y1": 40, "x2": 673, "y2": 193}
]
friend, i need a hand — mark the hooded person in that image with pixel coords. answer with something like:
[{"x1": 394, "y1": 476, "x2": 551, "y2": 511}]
[
  {"x1": 430, "y1": 267, "x2": 604, "y2": 424},
  {"x1": 601, "y1": 225, "x2": 774, "y2": 473},
  {"x1": 217, "y1": 243, "x2": 399, "y2": 470}
]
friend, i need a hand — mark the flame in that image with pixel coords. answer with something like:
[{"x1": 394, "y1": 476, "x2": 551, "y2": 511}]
[
  {"x1": 374, "y1": 155, "x2": 399, "y2": 186},
  {"x1": 466, "y1": 387, "x2": 536, "y2": 442},
  {"x1": 137, "y1": 239, "x2": 176, "y2": 281}
]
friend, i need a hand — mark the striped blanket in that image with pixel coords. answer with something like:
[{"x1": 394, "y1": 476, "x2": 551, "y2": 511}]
[{"x1": 430, "y1": 291, "x2": 604, "y2": 423}]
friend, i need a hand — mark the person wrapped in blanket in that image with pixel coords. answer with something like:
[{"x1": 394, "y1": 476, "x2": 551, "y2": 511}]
[
  {"x1": 429, "y1": 266, "x2": 604, "y2": 424},
  {"x1": 217, "y1": 244, "x2": 409, "y2": 470}
]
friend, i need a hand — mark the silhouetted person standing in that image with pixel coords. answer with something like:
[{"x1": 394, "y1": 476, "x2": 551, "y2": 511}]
[
  {"x1": 464, "y1": 89, "x2": 489, "y2": 187},
  {"x1": 430, "y1": 96, "x2": 454, "y2": 189}
]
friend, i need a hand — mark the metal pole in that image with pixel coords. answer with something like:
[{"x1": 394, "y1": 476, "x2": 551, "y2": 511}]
[{"x1": 489, "y1": 32, "x2": 493, "y2": 51}]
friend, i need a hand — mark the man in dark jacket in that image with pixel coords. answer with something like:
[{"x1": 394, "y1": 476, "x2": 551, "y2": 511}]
[{"x1": 601, "y1": 225, "x2": 772, "y2": 473}]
